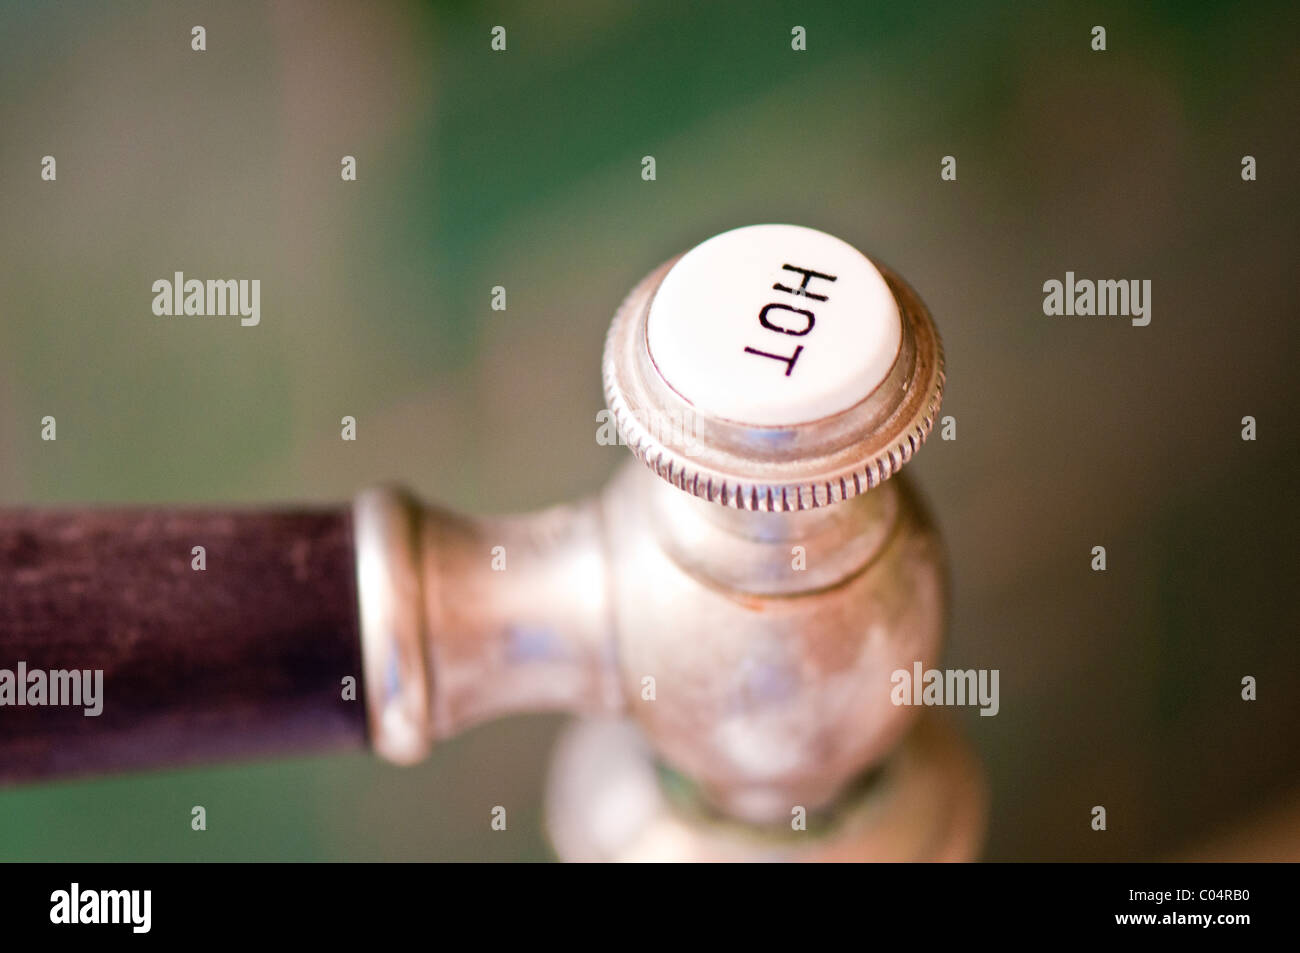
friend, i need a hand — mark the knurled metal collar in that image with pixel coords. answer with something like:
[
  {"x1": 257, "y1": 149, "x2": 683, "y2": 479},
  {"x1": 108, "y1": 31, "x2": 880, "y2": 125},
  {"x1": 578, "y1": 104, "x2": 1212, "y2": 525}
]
[{"x1": 602, "y1": 225, "x2": 945, "y2": 512}]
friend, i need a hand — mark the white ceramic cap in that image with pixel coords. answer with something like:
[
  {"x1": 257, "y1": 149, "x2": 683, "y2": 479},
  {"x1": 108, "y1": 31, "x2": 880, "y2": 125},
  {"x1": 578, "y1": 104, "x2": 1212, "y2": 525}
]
[
  {"x1": 646, "y1": 224, "x2": 902, "y2": 428},
  {"x1": 603, "y1": 224, "x2": 944, "y2": 511}
]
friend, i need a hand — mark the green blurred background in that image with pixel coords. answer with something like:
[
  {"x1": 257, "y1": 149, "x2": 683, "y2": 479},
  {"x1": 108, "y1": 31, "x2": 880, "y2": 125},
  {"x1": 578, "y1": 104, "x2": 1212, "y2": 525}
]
[{"x1": 1, "y1": 0, "x2": 1298, "y2": 860}]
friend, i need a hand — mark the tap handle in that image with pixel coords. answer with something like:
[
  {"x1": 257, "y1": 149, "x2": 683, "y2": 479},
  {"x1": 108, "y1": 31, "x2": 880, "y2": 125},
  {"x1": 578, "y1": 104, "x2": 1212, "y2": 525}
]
[{"x1": 0, "y1": 507, "x2": 364, "y2": 782}]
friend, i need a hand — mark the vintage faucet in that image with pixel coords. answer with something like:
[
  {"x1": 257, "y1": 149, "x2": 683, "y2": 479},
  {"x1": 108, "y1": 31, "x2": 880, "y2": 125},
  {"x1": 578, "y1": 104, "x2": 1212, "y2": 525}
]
[{"x1": 0, "y1": 225, "x2": 984, "y2": 861}]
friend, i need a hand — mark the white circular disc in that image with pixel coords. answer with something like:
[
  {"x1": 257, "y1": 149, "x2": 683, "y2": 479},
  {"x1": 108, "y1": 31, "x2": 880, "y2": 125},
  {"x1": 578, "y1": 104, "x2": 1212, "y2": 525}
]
[{"x1": 646, "y1": 224, "x2": 902, "y2": 428}]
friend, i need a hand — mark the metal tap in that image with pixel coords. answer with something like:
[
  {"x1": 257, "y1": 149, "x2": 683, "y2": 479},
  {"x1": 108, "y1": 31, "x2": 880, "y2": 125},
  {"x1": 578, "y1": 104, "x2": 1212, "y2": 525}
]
[
  {"x1": 354, "y1": 224, "x2": 984, "y2": 860},
  {"x1": 0, "y1": 224, "x2": 980, "y2": 860}
]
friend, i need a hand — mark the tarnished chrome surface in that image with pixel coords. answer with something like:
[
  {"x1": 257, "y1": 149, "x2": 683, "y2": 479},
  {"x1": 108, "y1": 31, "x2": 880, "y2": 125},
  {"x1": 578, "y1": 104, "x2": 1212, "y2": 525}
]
[
  {"x1": 601, "y1": 462, "x2": 946, "y2": 823},
  {"x1": 546, "y1": 712, "x2": 985, "y2": 862},
  {"x1": 359, "y1": 458, "x2": 949, "y2": 830},
  {"x1": 355, "y1": 484, "x2": 625, "y2": 755},
  {"x1": 353, "y1": 486, "x2": 431, "y2": 765},
  {"x1": 417, "y1": 497, "x2": 623, "y2": 738},
  {"x1": 355, "y1": 230, "x2": 972, "y2": 859}
]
